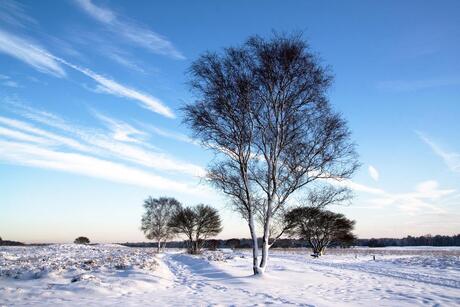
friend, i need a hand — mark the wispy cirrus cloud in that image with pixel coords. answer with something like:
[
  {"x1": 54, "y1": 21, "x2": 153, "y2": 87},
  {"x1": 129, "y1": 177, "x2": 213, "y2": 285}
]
[
  {"x1": 0, "y1": 29, "x2": 66, "y2": 77},
  {"x1": 417, "y1": 131, "x2": 460, "y2": 173},
  {"x1": 2, "y1": 99, "x2": 203, "y2": 177},
  {"x1": 368, "y1": 165, "x2": 379, "y2": 182},
  {"x1": 0, "y1": 74, "x2": 20, "y2": 88},
  {"x1": 335, "y1": 179, "x2": 385, "y2": 195},
  {"x1": 74, "y1": 0, "x2": 115, "y2": 23},
  {"x1": 369, "y1": 180, "x2": 455, "y2": 214},
  {"x1": 108, "y1": 52, "x2": 147, "y2": 74},
  {"x1": 74, "y1": 0, "x2": 185, "y2": 60},
  {"x1": 0, "y1": 29, "x2": 175, "y2": 118},
  {"x1": 53, "y1": 54, "x2": 175, "y2": 117},
  {"x1": 139, "y1": 122, "x2": 197, "y2": 145},
  {"x1": 341, "y1": 178, "x2": 456, "y2": 214},
  {"x1": 0, "y1": 0, "x2": 37, "y2": 28},
  {"x1": 0, "y1": 101, "x2": 207, "y2": 194},
  {"x1": 92, "y1": 111, "x2": 148, "y2": 144},
  {"x1": 0, "y1": 140, "x2": 198, "y2": 195},
  {"x1": 0, "y1": 126, "x2": 52, "y2": 144},
  {"x1": 0, "y1": 115, "x2": 91, "y2": 152}
]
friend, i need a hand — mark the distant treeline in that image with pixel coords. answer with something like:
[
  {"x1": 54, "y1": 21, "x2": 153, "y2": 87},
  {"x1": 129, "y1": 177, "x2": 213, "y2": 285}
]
[
  {"x1": 356, "y1": 234, "x2": 460, "y2": 247},
  {"x1": 120, "y1": 234, "x2": 460, "y2": 249},
  {"x1": 2, "y1": 234, "x2": 458, "y2": 248},
  {"x1": 0, "y1": 239, "x2": 25, "y2": 246}
]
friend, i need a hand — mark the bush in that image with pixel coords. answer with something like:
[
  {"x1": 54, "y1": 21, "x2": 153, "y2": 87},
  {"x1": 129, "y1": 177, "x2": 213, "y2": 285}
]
[{"x1": 74, "y1": 236, "x2": 90, "y2": 244}]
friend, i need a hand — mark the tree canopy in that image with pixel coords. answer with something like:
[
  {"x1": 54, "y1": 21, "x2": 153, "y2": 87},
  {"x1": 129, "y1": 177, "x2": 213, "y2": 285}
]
[
  {"x1": 141, "y1": 196, "x2": 182, "y2": 252},
  {"x1": 184, "y1": 33, "x2": 358, "y2": 273},
  {"x1": 285, "y1": 207, "x2": 356, "y2": 255},
  {"x1": 168, "y1": 204, "x2": 222, "y2": 254}
]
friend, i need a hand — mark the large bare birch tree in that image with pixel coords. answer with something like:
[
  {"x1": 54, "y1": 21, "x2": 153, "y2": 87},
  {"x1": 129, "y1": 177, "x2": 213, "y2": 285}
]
[{"x1": 184, "y1": 33, "x2": 359, "y2": 274}]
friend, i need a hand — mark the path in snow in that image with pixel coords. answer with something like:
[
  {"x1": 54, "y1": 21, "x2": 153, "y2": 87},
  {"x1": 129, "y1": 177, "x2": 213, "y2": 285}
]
[{"x1": 162, "y1": 253, "x2": 311, "y2": 306}]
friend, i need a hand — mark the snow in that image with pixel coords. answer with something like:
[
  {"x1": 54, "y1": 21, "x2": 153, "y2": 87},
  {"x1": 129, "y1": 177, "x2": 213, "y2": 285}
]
[{"x1": 1, "y1": 245, "x2": 459, "y2": 306}]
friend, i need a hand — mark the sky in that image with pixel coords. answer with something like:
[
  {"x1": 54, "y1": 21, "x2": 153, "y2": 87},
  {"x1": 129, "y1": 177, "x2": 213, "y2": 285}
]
[{"x1": 0, "y1": 0, "x2": 459, "y2": 243}]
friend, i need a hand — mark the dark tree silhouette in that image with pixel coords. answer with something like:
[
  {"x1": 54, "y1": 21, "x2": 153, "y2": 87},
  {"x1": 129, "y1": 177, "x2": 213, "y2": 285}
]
[
  {"x1": 285, "y1": 207, "x2": 355, "y2": 256},
  {"x1": 74, "y1": 236, "x2": 90, "y2": 244},
  {"x1": 168, "y1": 204, "x2": 222, "y2": 254},
  {"x1": 141, "y1": 196, "x2": 182, "y2": 253},
  {"x1": 184, "y1": 33, "x2": 358, "y2": 274}
]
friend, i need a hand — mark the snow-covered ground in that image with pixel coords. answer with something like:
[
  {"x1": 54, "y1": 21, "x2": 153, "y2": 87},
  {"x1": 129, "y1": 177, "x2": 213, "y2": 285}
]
[{"x1": 1, "y1": 245, "x2": 459, "y2": 306}]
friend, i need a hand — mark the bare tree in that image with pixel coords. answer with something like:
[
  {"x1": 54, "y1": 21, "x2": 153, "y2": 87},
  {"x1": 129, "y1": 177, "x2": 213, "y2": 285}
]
[
  {"x1": 285, "y1": 207, "x2": 356, "y2": 256},
  {"x1": 184, "y1": 33, "x2": 358, "y2": 274},
  {"x1": 141, "y1": 197, "x2": 181, "y2": 253},
  {"x1": 168, "y1": 204, "x2": 222, "y2": 254}
]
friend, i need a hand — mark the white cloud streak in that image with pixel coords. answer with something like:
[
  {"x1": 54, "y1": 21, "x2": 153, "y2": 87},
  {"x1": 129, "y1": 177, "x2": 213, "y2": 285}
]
[
  {"x1": 2, "y1": 101, "x2": 203, "y2": 177},
  {"x1": 0, "y1": 140, "x2": 199, "y2": 195},
  {"x1": 342, "y1": 178, "x2": 455, "y2": 214},
  {"x1": 336, "y1": 179, "x2": 385, "y2": 195},
  {"x1": 0, "y1": 29, "x2": 174, "y2": 118},
  {"x1": 0, "y1": 0, "x2": 37, "y2": 28},
  {"x1": 92, "y1": 111, "x2": 147, "y2": 143},
  {"x1": 0, "y1": 102, "x2": 208, "y2": 195},
  {"x1": 74, "y1": 0, "x2": 184, "y2": 59},
  {"x1": 368, "y1": 165, "x2": 380, "y2": 181},
  {"x1": 0, "y1": 74, "x2": 19, "y2": 88},
  {"x1": 74, "y1": 0, "x2": 115, "y2": 23},
  {"x1": 48, "y1": 50, "x2": 175, "y2": 118},
  {"x1": 0, "y1": 29, "x2": 66, "y2": 77},
  {"x1": 417, "y1": 131, "x2": 460, "y2": 174},
  {"x1": 108, "y1": 52, "x2": 146, "y2": 74},
  {"x1": 0, "y1": 126, "x2": 51, "y2": 144},
  {"x1": 139, "y1": 122, "x2": 197, "y2": 145},
  {"x1": 0, "y1": 115, "x2": 91, "y2": 152}
]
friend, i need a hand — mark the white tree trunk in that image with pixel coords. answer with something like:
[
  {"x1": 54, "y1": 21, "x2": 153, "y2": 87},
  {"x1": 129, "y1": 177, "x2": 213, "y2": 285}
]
[
  {"x1": 248, "y1": 213, "x2": 261, "y2": 275},
  {"x1": 259, "y1": 208, "x2": 271, "y2": 273}
]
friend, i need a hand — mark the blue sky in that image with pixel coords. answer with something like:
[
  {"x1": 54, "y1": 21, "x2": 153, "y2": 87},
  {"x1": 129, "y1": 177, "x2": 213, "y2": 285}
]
[{"x1": 1, "y1": 0, "x2": 459, "y2": 243}]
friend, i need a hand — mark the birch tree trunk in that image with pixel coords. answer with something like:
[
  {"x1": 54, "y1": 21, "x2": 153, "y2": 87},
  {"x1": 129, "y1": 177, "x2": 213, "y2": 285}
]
[
  {"x1": 248, "y1": 212, "x2": 261, "y2": 274},
  {"x1": 259, "y1": 206, "x2": 271, "y2": 272}
]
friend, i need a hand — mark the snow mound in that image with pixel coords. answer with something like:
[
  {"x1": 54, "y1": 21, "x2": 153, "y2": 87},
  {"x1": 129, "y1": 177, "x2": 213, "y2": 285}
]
[{"x1": 0, "y1": 244, "x2": 158, "y2": 280}]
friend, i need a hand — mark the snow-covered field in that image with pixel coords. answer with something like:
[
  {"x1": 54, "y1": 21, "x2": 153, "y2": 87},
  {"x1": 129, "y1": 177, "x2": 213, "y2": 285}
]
[{"x1": 1, "y1": 245, "x2": 459, "y2": 306}]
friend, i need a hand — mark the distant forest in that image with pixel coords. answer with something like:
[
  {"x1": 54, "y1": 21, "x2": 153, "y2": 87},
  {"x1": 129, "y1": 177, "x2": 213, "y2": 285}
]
[
  {"x1": 122, "y1": 234, "x2": 460, "y2": 249},
  {"x1": 2, "y1": 234, "x2": 459, "y2": 247},
  {"x1": 357, "y1": 234, "x2": 460, "y2": 247}
]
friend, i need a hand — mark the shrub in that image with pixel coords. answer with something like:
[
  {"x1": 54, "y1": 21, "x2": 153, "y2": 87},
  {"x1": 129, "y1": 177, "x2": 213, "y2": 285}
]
[{"x1": 74, "y1": 236, "x2": 90, "y2": 244}]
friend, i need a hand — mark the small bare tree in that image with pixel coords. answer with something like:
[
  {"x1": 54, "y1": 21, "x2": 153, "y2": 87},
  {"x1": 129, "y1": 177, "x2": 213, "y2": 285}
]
[
  {"x1": 285, "y1": 207, "x2": 356, "y2": 256},
  {"x1": 184, "y1": 33, "x2": 358, "y2": 274},
  {"x1": 168, "y1": 204, "x2": 222, "y2": 254},
  {"x1": 141, "y1": 197, "x2": 181, "y2": 253}
]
